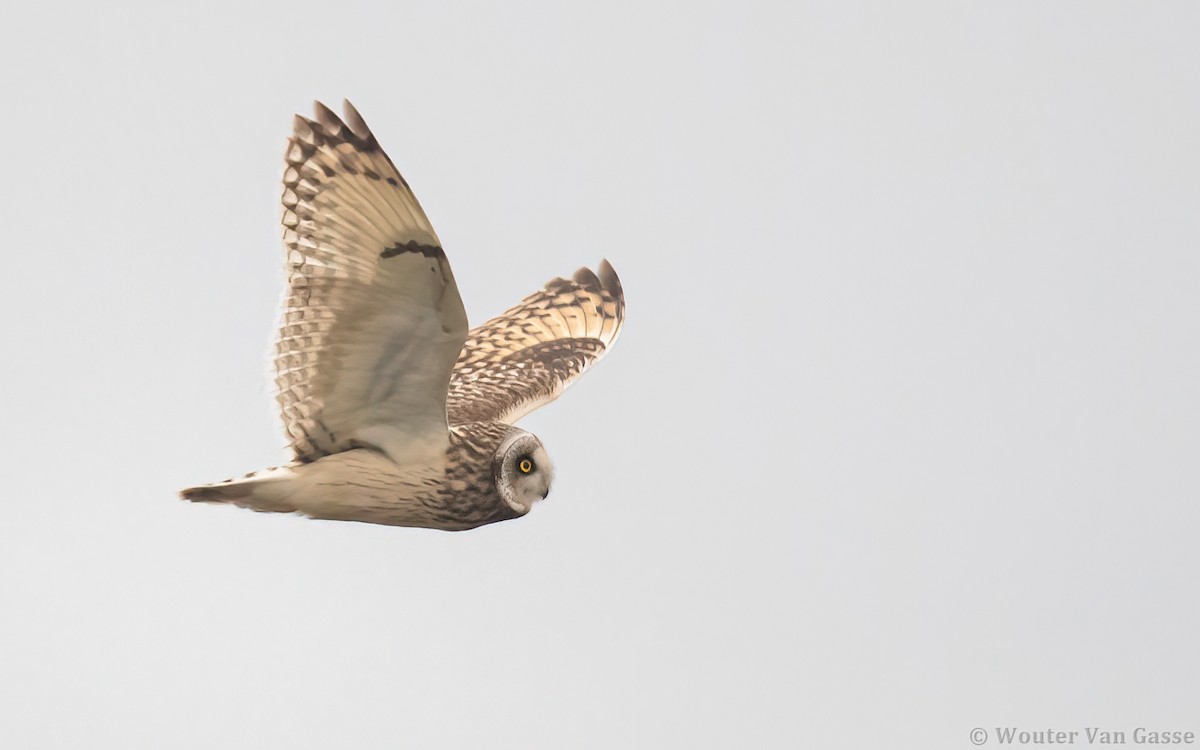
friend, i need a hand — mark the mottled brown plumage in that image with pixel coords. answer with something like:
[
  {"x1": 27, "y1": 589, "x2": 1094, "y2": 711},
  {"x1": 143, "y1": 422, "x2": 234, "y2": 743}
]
[
  {"x1": 449, "y1": 261, "x2": 624, "y2": 425},
  {"x1": 179, "y1": 100, "x2": 623, "y2": 531}
]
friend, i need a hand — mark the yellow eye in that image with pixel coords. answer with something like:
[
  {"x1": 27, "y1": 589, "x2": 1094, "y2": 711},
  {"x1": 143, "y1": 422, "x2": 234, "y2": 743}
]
[{"x1": 518, "y1": 458, "x2": 534, "y2": 474}]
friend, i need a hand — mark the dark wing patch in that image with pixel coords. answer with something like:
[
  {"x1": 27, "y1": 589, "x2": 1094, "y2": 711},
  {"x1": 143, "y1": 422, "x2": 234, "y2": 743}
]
[
  {"x1": 276, "y1": 101, "x2": 468, "y2": 462},
  {"x1": 447, "y1": 260, "x2": 624, "y2": 425}
]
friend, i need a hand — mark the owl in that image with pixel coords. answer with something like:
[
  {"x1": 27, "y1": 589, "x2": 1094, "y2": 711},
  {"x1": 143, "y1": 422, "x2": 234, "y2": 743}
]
[{"x1": 180, "y1": 101, "x2": 624, "y2": 531}]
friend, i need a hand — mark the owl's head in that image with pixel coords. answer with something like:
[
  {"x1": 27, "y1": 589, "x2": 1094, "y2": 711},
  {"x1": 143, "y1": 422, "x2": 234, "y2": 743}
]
[{"x1": 493, "y1": 429, "x2": 555, "y2": 515}]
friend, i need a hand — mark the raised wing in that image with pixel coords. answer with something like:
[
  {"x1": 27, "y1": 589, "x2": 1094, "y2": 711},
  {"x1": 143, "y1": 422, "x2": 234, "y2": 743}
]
[
  {"x1": 276, "y1": 101, "x2": 468, "y2": 463},
  {"x1": 447, "y1": 260, "x2": 624, "y2": 425}
]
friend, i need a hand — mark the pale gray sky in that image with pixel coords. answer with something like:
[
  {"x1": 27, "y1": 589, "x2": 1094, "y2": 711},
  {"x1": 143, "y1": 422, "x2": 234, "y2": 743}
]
[{"x1": 2, "y1": 2, "x2": 1198, "y2": 748}]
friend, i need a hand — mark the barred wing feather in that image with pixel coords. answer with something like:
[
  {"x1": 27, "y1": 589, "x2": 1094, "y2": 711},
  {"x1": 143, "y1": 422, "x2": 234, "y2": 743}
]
[
  {"x1": 276, "y1": 101, "x2": 468, "y2": 462},
  {"x1": 447, "y1": 261, "x2": 624, "y2": 426}
]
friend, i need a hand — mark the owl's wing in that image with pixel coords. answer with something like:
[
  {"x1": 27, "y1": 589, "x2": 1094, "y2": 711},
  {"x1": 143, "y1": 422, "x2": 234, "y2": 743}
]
[
  {"x1": 447, "y1": 261, "x2": 624, "y2": 425},
  {"x1": 276, "y1": 101, "x2": 468, "y2": 463}
]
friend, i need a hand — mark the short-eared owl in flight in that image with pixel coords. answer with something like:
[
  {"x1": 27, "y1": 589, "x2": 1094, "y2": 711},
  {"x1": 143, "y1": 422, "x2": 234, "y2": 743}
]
[{"x1": 180, "y1": 101, "x2": 624, "y2": 531}]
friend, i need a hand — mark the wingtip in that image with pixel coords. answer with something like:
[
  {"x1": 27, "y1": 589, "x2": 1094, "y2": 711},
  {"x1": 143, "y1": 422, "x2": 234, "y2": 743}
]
[
  {"x1": 572, "y1": 266, "x2": 602, "y2": 290},
  {"x1": 292, "y1": 114, "x2": 317, "y2": 143},
  {"x1": 341, "y1": 99, "x2": 371, "y2": 139},
  {"x1": 312, "y1": 100, "x2": 346, "y2": 136},
  {"x1": 597, "y1": 258, "x2": 623, "y2": 299}
]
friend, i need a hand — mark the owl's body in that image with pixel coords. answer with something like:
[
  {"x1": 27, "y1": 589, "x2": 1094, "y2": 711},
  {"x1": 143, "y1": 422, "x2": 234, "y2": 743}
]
[{"x1": 180, "y1": 101, "x2": 623, "y2": 531}]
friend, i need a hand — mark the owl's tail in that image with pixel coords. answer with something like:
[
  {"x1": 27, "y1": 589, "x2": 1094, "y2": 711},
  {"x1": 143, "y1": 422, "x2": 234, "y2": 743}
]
[{"x1": 179, "y1": 465, "x2": 300, "y2": 513}]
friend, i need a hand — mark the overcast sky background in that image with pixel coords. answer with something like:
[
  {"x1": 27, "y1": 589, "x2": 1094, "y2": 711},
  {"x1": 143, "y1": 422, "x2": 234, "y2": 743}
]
[{"x1": 1, "y1": 2, "x2": 1198, "y2": 748}]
